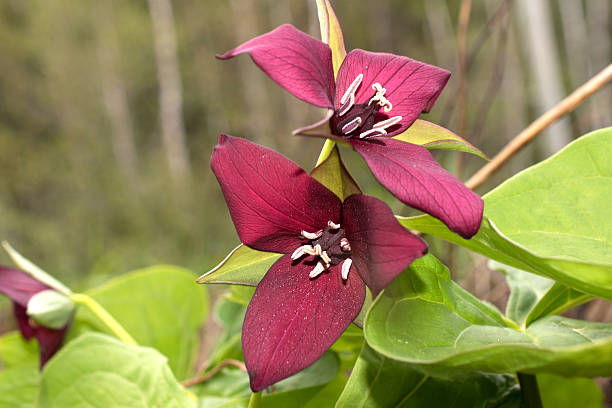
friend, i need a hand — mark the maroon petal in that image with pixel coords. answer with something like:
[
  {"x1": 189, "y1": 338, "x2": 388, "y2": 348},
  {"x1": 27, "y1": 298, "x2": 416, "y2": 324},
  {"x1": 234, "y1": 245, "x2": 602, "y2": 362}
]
[
  {"x1": 13, "y1": 301, "x2": 69, "y2": 367},
  {"x1": 353, "y1": 139, "x2": 483, "y2": 238},
  {"x1": 242, "y1": 255, "x2": 365, "y2": 391},
  {"x1": 335, "y1": 49, "x2": 450, "y2": 136},
  {"x1": 217, "y1": 24, "x2": 335, "y2": 109},
  {"x1": 342, "y1": 194, "x2": 427, "y2": 295},
  {"x1": 0, "y1": 266, "x2": 48, "y2": 306},
  {"x1": 211, "y1": 135, "x2": 342, "y2": 253}
]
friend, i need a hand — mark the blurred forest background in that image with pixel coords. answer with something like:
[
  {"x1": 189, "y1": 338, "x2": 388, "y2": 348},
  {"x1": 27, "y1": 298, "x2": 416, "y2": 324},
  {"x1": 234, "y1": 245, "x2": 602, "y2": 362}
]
[{"x1": 0, "y1": 0, "x2": 611, "y2": 358}]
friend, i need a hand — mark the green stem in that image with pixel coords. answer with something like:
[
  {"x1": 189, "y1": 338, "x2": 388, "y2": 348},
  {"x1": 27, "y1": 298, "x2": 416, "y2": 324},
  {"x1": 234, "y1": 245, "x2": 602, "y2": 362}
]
[
  {"x1": 71, "y1": 293, "x2": 137, "y2": 345},
  {"x1": 248, "y1": 391, "x2": 261, "y2": 408},
  {"x1": 315, "y1": 139, "x2": 336, "y2": 166},
  {"x1": 517, "y1": 372, "x2": 543, "y2": 408}
]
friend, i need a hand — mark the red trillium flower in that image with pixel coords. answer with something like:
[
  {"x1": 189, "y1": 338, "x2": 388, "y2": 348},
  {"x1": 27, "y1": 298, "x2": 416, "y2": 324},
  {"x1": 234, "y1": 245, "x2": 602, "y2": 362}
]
[
  {"x1": 218, "y1": 24, "x2": 483, "y2": 239},
  {"x1": 0, "y1": 266, "x2": 70, "y2": 367},
  {"x1": 211, "y1": 134, "x2": 427, "y2": 391}
]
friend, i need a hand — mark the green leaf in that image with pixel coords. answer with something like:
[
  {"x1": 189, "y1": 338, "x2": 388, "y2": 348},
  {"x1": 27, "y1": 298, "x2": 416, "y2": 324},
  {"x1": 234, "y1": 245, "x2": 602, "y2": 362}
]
[
  {"x1": 71, "y1": 265, "x2": 208, "y2": 380},
  {"x1": 310, "y1": 145, "x2": 361, "y2": 201},
  {"x1": 191, "y1": 367, "x2": 251, "y2": 407},
  {"x1": 394, "y1": 119, "x2": 488, "y2": 160},
  {"x1": 538, "y1": 374, "x2": 603, "y2": 408},
  {"x1": 39, "y1": 333, "x2": 194, "y2": 408},
  {"x1": 490, "y1": 261, "x2": 591, "y2": 328},
  {"x1": 399, "y1": 127, "x2": 612, "y2": 300},
  {"x1": 274, "y1": 351, "x2": 339, "y2": 392},
  {"x1": 336, "y1": 343, "x2": 520, "y2": 408},
  {"x1": 364, "y1": 254, "x2": 612, "y2": 377},
  {"x1": 525, "y1": 283, "x2": 591, "y2": 327},
  {"x1": 0, "y1": 364, "x2": 39, "y2": 408},
  {"x1": 197, "y1": 244, "x2": 281, "y2": 286},
  {"x1": 0, "y1": 331, "x2": 38, "y2": 368}
]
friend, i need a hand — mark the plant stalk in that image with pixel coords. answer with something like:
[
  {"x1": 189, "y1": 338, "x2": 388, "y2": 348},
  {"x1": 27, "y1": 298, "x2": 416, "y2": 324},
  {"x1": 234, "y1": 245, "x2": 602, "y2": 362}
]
[
  {"x1": 71, "y1": 293, "x2": 137, "y2": 345},
  {"x1": 466, "y1": 63, "x2": 612, "y2": 190},
  {"x1": 248, "y1": 391, "x2": 261, "y2": 408},
  {"x1": 517, "y1": 372, "x2": 543, "y2": 408}
]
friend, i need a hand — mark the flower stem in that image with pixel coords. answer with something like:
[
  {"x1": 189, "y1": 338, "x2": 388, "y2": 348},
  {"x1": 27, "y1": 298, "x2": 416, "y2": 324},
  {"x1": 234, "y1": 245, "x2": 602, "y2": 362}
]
[
  {"x1": 315, "y1": 139, "x2": 336, "y2": 166},
  {"x1": 517, "y1": 372, "x2": 543, "y2": 408},
  {"x1": 248, "y1": 391, "x2": 261, "y2": 408},
  {"x1": 71, "y1": 293, "x2": 137, "y2": 345},
  {"x1": 466, "y1": 63, "x2": 612, "y2": 190}
]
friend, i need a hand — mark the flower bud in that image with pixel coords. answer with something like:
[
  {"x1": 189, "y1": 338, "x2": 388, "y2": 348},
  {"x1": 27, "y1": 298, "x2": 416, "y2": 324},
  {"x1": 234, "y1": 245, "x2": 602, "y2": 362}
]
[{"x1": 26, "y1": 289, "x2": 74, "y2": 329}]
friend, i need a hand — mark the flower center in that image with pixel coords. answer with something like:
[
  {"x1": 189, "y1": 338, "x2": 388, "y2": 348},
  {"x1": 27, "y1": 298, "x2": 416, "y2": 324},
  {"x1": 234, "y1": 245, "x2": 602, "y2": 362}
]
[
  {"x1": 291, "y1": 220, "x2": 353, "y2": 280},
  {"x1": 333, "y1": 73, "x2": 402, "y2": 139}
]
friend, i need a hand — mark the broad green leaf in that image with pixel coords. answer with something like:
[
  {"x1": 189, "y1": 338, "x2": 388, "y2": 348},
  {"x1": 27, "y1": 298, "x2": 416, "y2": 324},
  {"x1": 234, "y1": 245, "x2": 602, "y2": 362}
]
[
  {"x1": 316, "y1": 0, "x2": 346, "y2": 77},
  {"x1": 399, "y1": 126, "x2": 612, "y2": 300},
  {"x1": 525, "y1": 283, "x2": 591, "y2": 327},
  {"x1": 336, "y1": 343, "x2": 520, "y2": 408},
  {"x1": 364, "y1": 255, "x2": 612, "y2": 377},
  {"x1": 193, "y1": 352, "x2": 341, "y2": 408},
  {"x1": 0, "y1": 364, "x2": 39, "y2": 408},
  {"x1": 197, "y1": 244, "x2": 281, "y2": 286},
  {"x1": 490, "y1": 261, "x2": 591, "y2": 328},
  {"x1": 39, "y1": 333, "x2": 194, "y2": 408},
  {"x1": 538, "y1": 374, "x2": 603, "y2": 408},
  {"x1": 0, "y1": 331, "x2": 38, "y2": 368},
  {"x1": 394, "y1": 119, "x2": 487, "y2": 160},
  {"x1": 71, "y1": 265, "x2": 208, "y2": 380},
  {"x1": 310, "y1": 145, "x2": 361, "y2": 201},
  {"x1": 225, "y1": 285, "x2": 255, "y2": 307}
]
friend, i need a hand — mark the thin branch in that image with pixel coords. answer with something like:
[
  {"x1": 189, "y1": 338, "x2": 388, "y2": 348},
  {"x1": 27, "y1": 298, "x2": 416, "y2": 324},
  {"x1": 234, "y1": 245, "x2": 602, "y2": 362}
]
[
  {"x1": 181, "y1": 359, "x2": 247, "y2": 387},
  {"x1": 466, "y1": 63, "x2": 612, "y2": 191}
]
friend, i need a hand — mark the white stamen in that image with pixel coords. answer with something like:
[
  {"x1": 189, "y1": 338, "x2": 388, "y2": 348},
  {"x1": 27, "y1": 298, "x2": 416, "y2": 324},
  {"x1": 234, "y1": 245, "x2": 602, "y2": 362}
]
[
  {"x1": 340, "y1": 117, "x2": 362, "y2": 134},
  {"x1": 358, "y1": 128, "x2": 387, "y2": 139},
  {"x1": 373, "y1": 115, "x2": 402, "y2": 130},
  {"x1": 339, "y1": 73, "x2": 363, "y2": 116},
  {"x1": 341, "y1": 258, "x2": 352, "y2": 280},
  {"x1": 313, "y1": 244, "x2": 322, "y2": 256},
  {"x1": 358, "y1": 115, "x2": 403, "y2": 139},
  {"x1": 291, "y1": 245, "x2": 314, "y2": 260},
  {"x1": 309, "y1": 261, "x2": 327, "y2": 278},
  {"x1": 368, "y1": 83, "x2": 393, "y2": 112},
  {"x1": 328, "y1": 220, "x2": 341, "y2": 230},
  {"x1": 301, "y1": 229, "x2": 323, "y2": 240},
  {"x1": 320, "y1": 250, "x2": 332, "y2": 265},
  {"x1": 340, "y1": 238, "x2": 351, "y2": 252}
]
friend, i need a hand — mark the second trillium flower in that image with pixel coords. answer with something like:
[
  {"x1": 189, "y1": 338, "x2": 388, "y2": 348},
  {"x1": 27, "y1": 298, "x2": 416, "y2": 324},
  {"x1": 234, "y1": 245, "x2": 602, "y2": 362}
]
[
  {"x1": 219, "y1": 24, "x2": 483, "y2": 239},
  {"x1": 210, "y1": 135, "x2": 427, "y2": 391}
]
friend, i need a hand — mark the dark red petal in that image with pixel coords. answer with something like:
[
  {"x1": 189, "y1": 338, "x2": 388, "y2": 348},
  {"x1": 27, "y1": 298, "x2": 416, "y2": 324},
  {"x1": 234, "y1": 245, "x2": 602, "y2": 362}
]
[
  {"x1": 217, "y1": 24, "x2": 335, "y2": 109},
  {"x1": 335, "y1": 49, "x2": 450, "y2": 136},
  {"x1": 242, "y1": 254, "x2": 365, "y2": 391},
  {"x1": 211, "y1": 135, "x2": 342, "y2": 253},
  {"x1": 13, "y1": 303, "x2": 69, "y2": 367},
  {"x1": 353, "y1": 139, "x2": 484, "y2": 238},
  {"x1": 0, "y1": 266, "x2": 48, "y2": 306},
  {"x1": 342, "y1": 194, "x2": 427, "y2": 296}
]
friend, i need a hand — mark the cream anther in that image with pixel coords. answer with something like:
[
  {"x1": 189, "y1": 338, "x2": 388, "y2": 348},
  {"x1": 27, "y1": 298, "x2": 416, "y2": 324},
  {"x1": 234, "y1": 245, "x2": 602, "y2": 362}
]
[
  {"x1": 341, "y1": 258, "x2": 352, "y2": 280},
  {"x1": 301, "y1": 229, "x2": 323, "y2": 240},
  {"x1": 309, "y1": 261, "x2": 327, "y2": 278},
  {"x1": 339, "y1": 74, "x2": 363, "y2": 117},
  {"x1": 328, "y1": 220, "x2": 341, "y2": 230}
]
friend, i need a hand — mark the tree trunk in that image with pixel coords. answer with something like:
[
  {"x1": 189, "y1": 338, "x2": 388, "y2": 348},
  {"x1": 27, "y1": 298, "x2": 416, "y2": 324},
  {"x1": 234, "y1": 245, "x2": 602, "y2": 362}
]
[{"x1": 147, "y1": 0, "x2": 191, "y2": 184}]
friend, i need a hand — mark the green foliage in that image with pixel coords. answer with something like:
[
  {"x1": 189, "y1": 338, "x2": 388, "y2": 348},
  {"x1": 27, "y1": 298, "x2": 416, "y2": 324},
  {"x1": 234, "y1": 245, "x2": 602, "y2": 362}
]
[
  {"x1": 70, "y1": 265, "x2": 208, "y2": 380},
  {"x1": 538, "y1": 374, "x2": 603, "y2": 408},
  {"x1": 400, "y1": 128, "x2": 612, "y2": 300},
  {"x1": 0, "y1": 365, "x2": 39, "y2": 408},
  {"x1": 38, "y1": 333, "x2": 194, "y2": 408},
  {"x1": 394, "y1": 119, "x2": 488, "y2": 159},
  {"x1": 337, "y1": 343, "x2": 520, "y2": 407},
  {"x1": 364, "y1": 254, "x2": 612, "y2": 377},
  {"x1": 197, "y1": 244, "x2": 280, "y2": 286},
  {"x1": 0, "y1": 331, "x2": 38, "y2": 368}
]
